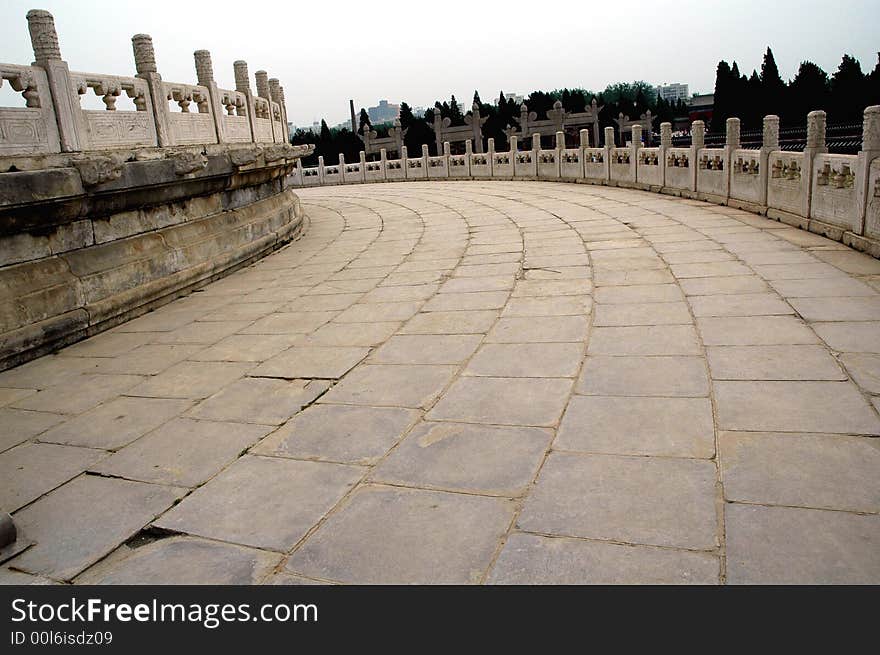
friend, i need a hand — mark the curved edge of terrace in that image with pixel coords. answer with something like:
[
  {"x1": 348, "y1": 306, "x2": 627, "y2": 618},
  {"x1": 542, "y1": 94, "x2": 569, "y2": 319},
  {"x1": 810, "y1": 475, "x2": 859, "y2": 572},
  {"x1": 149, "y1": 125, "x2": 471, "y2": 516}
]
[
  {"x1": 0, "y1": 143, "x2": 311, "y2": 371},
  {"x1": 291, "y1": 106, "x2": 880, "y2": 263}
]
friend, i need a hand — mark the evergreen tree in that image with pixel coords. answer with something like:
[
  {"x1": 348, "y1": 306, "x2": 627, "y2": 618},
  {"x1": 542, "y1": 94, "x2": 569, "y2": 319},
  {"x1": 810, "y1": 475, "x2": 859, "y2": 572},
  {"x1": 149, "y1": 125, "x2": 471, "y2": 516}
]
[
  {"x1": 830, "y1": 54, "x2": 867, "y2": 123},
  {"x1": 449, "y1": 95, "x2": 465, "y2": 126},
  {"x1": 358, "y1": 107, "x2": 371, "y2": 134},
  {"x1": 399, "y1": 102, "x2": 415, "y2": 129},
  {"x1": 712, "y1": 60, "x2": 734, "y2": 130},
  {"x1": 473, "y1": 90, "x2": 482, "y2": 108},
  {"x1": 787, "y1": 61, "x2": 830, "y2": 123},
  {"x1": 760, "y1": 47, "x2": 786, "y2": 116},
  {"x1": 319, "y1": 119, "x2": 331, "y2": 143}
]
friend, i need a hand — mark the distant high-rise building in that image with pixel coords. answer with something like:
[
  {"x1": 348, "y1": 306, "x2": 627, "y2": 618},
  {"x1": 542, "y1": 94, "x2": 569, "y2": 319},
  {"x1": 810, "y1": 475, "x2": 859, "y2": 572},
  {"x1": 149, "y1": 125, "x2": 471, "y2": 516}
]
[
  {"x1": 655, "y1": 83, "x2": 690, "y2": 103},
  {"x1": 367, "y1": 99, "x2": 400, "y2": 125}
]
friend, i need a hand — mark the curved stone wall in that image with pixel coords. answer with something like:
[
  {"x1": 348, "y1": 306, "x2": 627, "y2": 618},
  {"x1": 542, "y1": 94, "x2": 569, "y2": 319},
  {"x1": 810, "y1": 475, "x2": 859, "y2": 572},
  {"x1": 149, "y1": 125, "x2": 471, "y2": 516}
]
[
  {"x1": 291, "y1": 107, "x2": 880, "y2": 261},
  {"x1": 0, "y1": 143, "x2": 310, "y2": 370}
]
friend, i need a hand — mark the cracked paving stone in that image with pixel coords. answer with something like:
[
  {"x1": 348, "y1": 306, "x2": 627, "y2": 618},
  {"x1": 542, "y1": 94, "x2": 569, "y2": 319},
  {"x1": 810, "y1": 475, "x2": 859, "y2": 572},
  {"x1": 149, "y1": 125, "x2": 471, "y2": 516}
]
[
  {"x1": 287, "y1": 485, "x2": 515, "y2": 584},
  {"x1": 251, "y1": 404, "x2": 420, "y2": 465},
  {"x1": 9, "y1": 475, "x2": 185, "y2": 581},
  {"x1": 251, "y1": 346, "x2": 369, "y2": 379},
  {"x1": 320, "y1": 364, "x2": 456, "y2": 409},
  {"x1": 488, "y1": 533, "x2": 719, "y2": 585},
  {"x1": 188, "y1": 378, "x2": 329, "y2": 425},
  {"x1": 371, "y1": 422, "x2": 552, "y2": 496},
  {"x1": 75, "y1": 536, "x2": 281, "y2": 585},
  {"x1": 154, "y1": 455, "x2": 363, "y2": 552}
]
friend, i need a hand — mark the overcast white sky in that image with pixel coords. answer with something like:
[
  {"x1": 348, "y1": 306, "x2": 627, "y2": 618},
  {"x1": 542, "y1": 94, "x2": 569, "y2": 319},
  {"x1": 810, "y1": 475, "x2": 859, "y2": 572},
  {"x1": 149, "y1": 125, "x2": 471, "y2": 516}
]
[{"x1": 1, "y1": 0, "x2": 877, "y2": 126}]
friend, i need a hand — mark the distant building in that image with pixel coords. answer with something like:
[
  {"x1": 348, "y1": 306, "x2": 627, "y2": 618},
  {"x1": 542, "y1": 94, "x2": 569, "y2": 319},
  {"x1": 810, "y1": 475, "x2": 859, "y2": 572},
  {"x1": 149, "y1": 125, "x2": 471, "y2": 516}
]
[
  {"x1": 368, "y1": 99, "x2": 400, "y2": 124},
  {"x1": 655, "y1": 83, "x2": 690, "y2": 103},
  {"x1": 500, "y1": 91, "x2": 525, "y2": 104},
  {"x1": 687, "y1": 93, "x2": 714, "y2": 125}
]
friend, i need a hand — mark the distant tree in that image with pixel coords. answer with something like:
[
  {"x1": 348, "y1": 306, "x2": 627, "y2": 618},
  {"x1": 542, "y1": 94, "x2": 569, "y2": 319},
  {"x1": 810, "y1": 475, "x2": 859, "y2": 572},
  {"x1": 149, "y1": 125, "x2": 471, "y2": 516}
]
[
  {"x1": 830, "y1": 54, "x2": 867, "y2": 123},
  {"x1": 449, "y1": 95, "x2": 465, "y2": 125},
  {"x1": 787, "y1": 61, "x2": 830, "y2": 123},
  {"x1": 712, "y1": 60, "x2": 734, "y2": 129},
  {"x1": 319, "y1": 119, "x2": 331, "y2": 143},
  {"x1": 399, "y1": 102, "x2": 415, "y2": 129},
  {"x1": 760, "y1": 47, "x2": 786, "y2": 116},
  {"x1": 358, "y1": 107, "x2": 371, "y2": 134},
  {"x1": 473, "y1": 90, "x2": 482, "y2": 107},
  {"x1": 869, "y1": 54, "x2": 880, "y2": 106}
]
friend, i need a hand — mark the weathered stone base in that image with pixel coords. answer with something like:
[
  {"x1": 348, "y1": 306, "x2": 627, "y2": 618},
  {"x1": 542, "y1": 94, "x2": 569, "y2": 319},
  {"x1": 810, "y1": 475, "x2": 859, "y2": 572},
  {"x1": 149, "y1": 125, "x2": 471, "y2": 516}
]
[{"x1": 0, "y1": 190, "x2": 303, "y2": 371}]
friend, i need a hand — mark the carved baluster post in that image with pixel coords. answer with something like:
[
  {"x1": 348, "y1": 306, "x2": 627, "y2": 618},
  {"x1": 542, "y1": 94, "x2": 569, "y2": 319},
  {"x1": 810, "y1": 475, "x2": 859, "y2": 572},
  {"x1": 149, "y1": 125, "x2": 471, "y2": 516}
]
[
  {"x1": 317, "y1": 155, "x2": 325, "y2": 185},
  {"x1": 856, "y1": 106, "x2": 880, "y2": 235},
  {"x1": 338, "y1": 152, "x2": 346, "y2": 184},
  {"x1": 509, "y1": 135, "x2": 518, "y2": 173},
  {"x1": 380, "y1": 147, "x2": 388, "y2": 181},
  {"x1": 801, "y1": 110, "x2": 828, "y2": 219},
  {"x1": 421, "y1": 143, "x2": 429, "y2": 177},
  {"x1": 604, "y1": 126, "x2": 615, "y2": 182},
  {"x1": 359, "y1": 150, "x2": 367, "y2": 183},
  {"x1": 234, "y1": 60, "x2": 257, "y2": 142},
  {"x1": 759, "y1": 115, "x2": 779, "y2": 206},
  {"x1": 255, "y1": 70, "x2": 275, "y2": 141},
  {"x1": 554, "y1": 130, "x2": 565, "y2": 178},
  {"x1": 131, "y1": 33, "x2": 169, "y2": 147},
  {"x1": 631, "y1": 124, "x2": 642, "y2": 183},
  {"x1": 660, "y1": 121, "x2": 672, "y2": 187},
  {"x1": 194, "y1": 49, "x2": 221, "y2": 143},
  {"x1": 443, "y1": 141, "x2": 451, "y2": 178},
  {"x1": 269, "y1": 78, "x2": 286, "y2": 142},
  {"x1": 27, "y1": 9, "x2": 82, "y2": 151},
  {"x1": 486, "y1": 138, "x2": 494, "y2": 177},
  {"x1": 690, "y1": 120, "x2": 705, "y2": 192},
  {"x1": 279, "y1": 85, "x2": 290, "y2": 142},
  {"x1": 464, "y1": 139, "x2": 473, "y2": 177},
  {"x1": 532, "y1": 132, "x2": 541, "y2": 171}
]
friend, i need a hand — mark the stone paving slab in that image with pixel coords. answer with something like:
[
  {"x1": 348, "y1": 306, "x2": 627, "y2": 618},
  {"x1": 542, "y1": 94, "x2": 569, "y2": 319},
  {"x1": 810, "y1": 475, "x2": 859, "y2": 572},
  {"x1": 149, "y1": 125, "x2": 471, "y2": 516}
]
[
  {"x1": 155, "y1": 455, "x2": 363, "y2": 552},
  {"x1": 4, "y1": 181, "x2": 880, "y2": 584},
  {"x1": 287, "y1": 485, "x2": 515, "y2": 584},
  {"x1": 10, "y1": 475, "x2": 185, "y2": 581},
  {"x1": 488, "y1": 533, "x2": 719, "y2": 585},
  {"x1": 75, "y1": 536, "x2": 281, "y2": 585}
]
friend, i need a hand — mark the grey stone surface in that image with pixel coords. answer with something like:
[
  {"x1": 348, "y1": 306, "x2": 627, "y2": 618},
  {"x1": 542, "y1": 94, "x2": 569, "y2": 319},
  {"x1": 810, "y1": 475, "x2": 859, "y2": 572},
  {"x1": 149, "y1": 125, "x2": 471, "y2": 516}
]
[
  {"x1": 588, "y1": 325, "x2": 702, "y2": 355},
  {"x1": 0, "y1": 442, "x2": 105, "y2": 512},
  {"x1": 0, "y1": 408, "x2": 64, "y2": 453},
  {"x1": 39, "y1": 397, "x2": 191, "y2": 449},
  {"x1": 488, "y1": 533, "x2": 719, "y2": 584},
  {"x1": 319, "y1": 364, "x2": 456, "y2": 408},
  {"x1": 155, "y1": 455, "x2": 363, "y2": 551},
  {"x1": 10, "y1": 475, "x2": 185, "y2": 580},
  {"x1": 369, "y1": 334, "x2": 482, "y2": 364},
  {"x1": 556, "y1": 396, "x2": 715, "y2": 458},
  {"x1": 427, "y1": 377, "x2": 572, "y2": 426},
  {"x1": 518, "y1": 452, "x2": 718, "y2": 550},
  {"x1": 251, "y1": 346, "x2": 369, "y2": 379},
  {"x1": 252, "y1": 404, "x2": 420, "y2": 465},
  {"x1": 576, "y1": 356, "x2": 708, "y2": 396},
  {"x1": 372, "y1": 422, "x2": 552, "y2": 495},
  {"x1": 464, "y1": 343, "x2": 583, "y2": 378},
  {"x1": 287, "y1": 485, "x2": 514, "y2": 584},
  {"x1": 725, "y1": 504, "x2": 880, "y2": 584},
  {"x1": 714, "y1": 381, "x2": 880, "y2": 434},
  {"x1": 188, "y1": 378, "x2": 329, "y2": 425},
  {"x1": 91, "y1": 418, "x2": 272, "y2": 487},
  {"x1": 126, "y1": 362, "x2": 252, "y2": 399},
  {"x1": 75, "y1": 536, "x2": 281, "y2": 585},
  {"x1": 707, "y1": 345, "x2": 845, "y2": 380},
  {"x1": 720, "y1": 431, "x2": 880, "y2": 512}
]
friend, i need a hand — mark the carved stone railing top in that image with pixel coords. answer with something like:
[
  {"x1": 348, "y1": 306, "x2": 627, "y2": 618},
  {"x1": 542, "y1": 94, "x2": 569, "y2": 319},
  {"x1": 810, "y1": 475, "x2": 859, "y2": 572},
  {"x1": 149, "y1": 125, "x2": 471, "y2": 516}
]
[{"x1": 0, "y1": 63, "x2": 61, "y2": 155}]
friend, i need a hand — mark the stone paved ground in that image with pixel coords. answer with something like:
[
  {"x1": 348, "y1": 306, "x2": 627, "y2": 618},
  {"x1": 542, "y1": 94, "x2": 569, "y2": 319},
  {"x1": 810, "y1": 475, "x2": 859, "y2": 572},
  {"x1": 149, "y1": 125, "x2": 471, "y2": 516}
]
[{"x1": 2, "y1": 181, "x2": 879, "y2": 584}]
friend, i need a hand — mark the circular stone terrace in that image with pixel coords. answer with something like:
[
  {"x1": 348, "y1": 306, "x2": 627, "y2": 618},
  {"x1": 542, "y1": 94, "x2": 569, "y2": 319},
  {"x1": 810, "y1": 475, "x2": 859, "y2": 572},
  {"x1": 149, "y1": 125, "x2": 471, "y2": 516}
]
[{"x1": 2, "y1": 180, "x2": 879, "y2": 585}]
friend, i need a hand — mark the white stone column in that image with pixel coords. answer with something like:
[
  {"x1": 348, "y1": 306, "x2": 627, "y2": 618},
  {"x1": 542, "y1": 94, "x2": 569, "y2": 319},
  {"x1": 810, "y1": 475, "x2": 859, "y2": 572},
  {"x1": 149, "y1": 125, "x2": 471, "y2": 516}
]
[
  {"x1": 604, "y1": 126, "x2": 615, "y2": 182},
  {"x1": 802, "y1": 110, "x2": 828, "y2": 219},
  {"x1": 380, "y1": 147, "x2": 388, "y2": 181},
  {"x1": 132, "y1": 33, "x2": 170, "y2": 147},
  {"x1": 660, "y1": 121, "x2": 672, "y2": 187},
  {"x1": 691, "y1": 120, "x2": 705, "y2": 191},
  {"x1": 27, "y1": 9, "x2": 82, "y2": 151},
  {"x1": 856, "y1": 106, "x2": 880, "y2": 235},
  {"x1": 194, "y1": 49, "x2": 223, "y2": 144},
  {"x1": 234, "y1": 60, "x2": 258, "y2": 143},
  {"x1": 759, "y1": 115, "x2": 779, "y2": 206}
]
